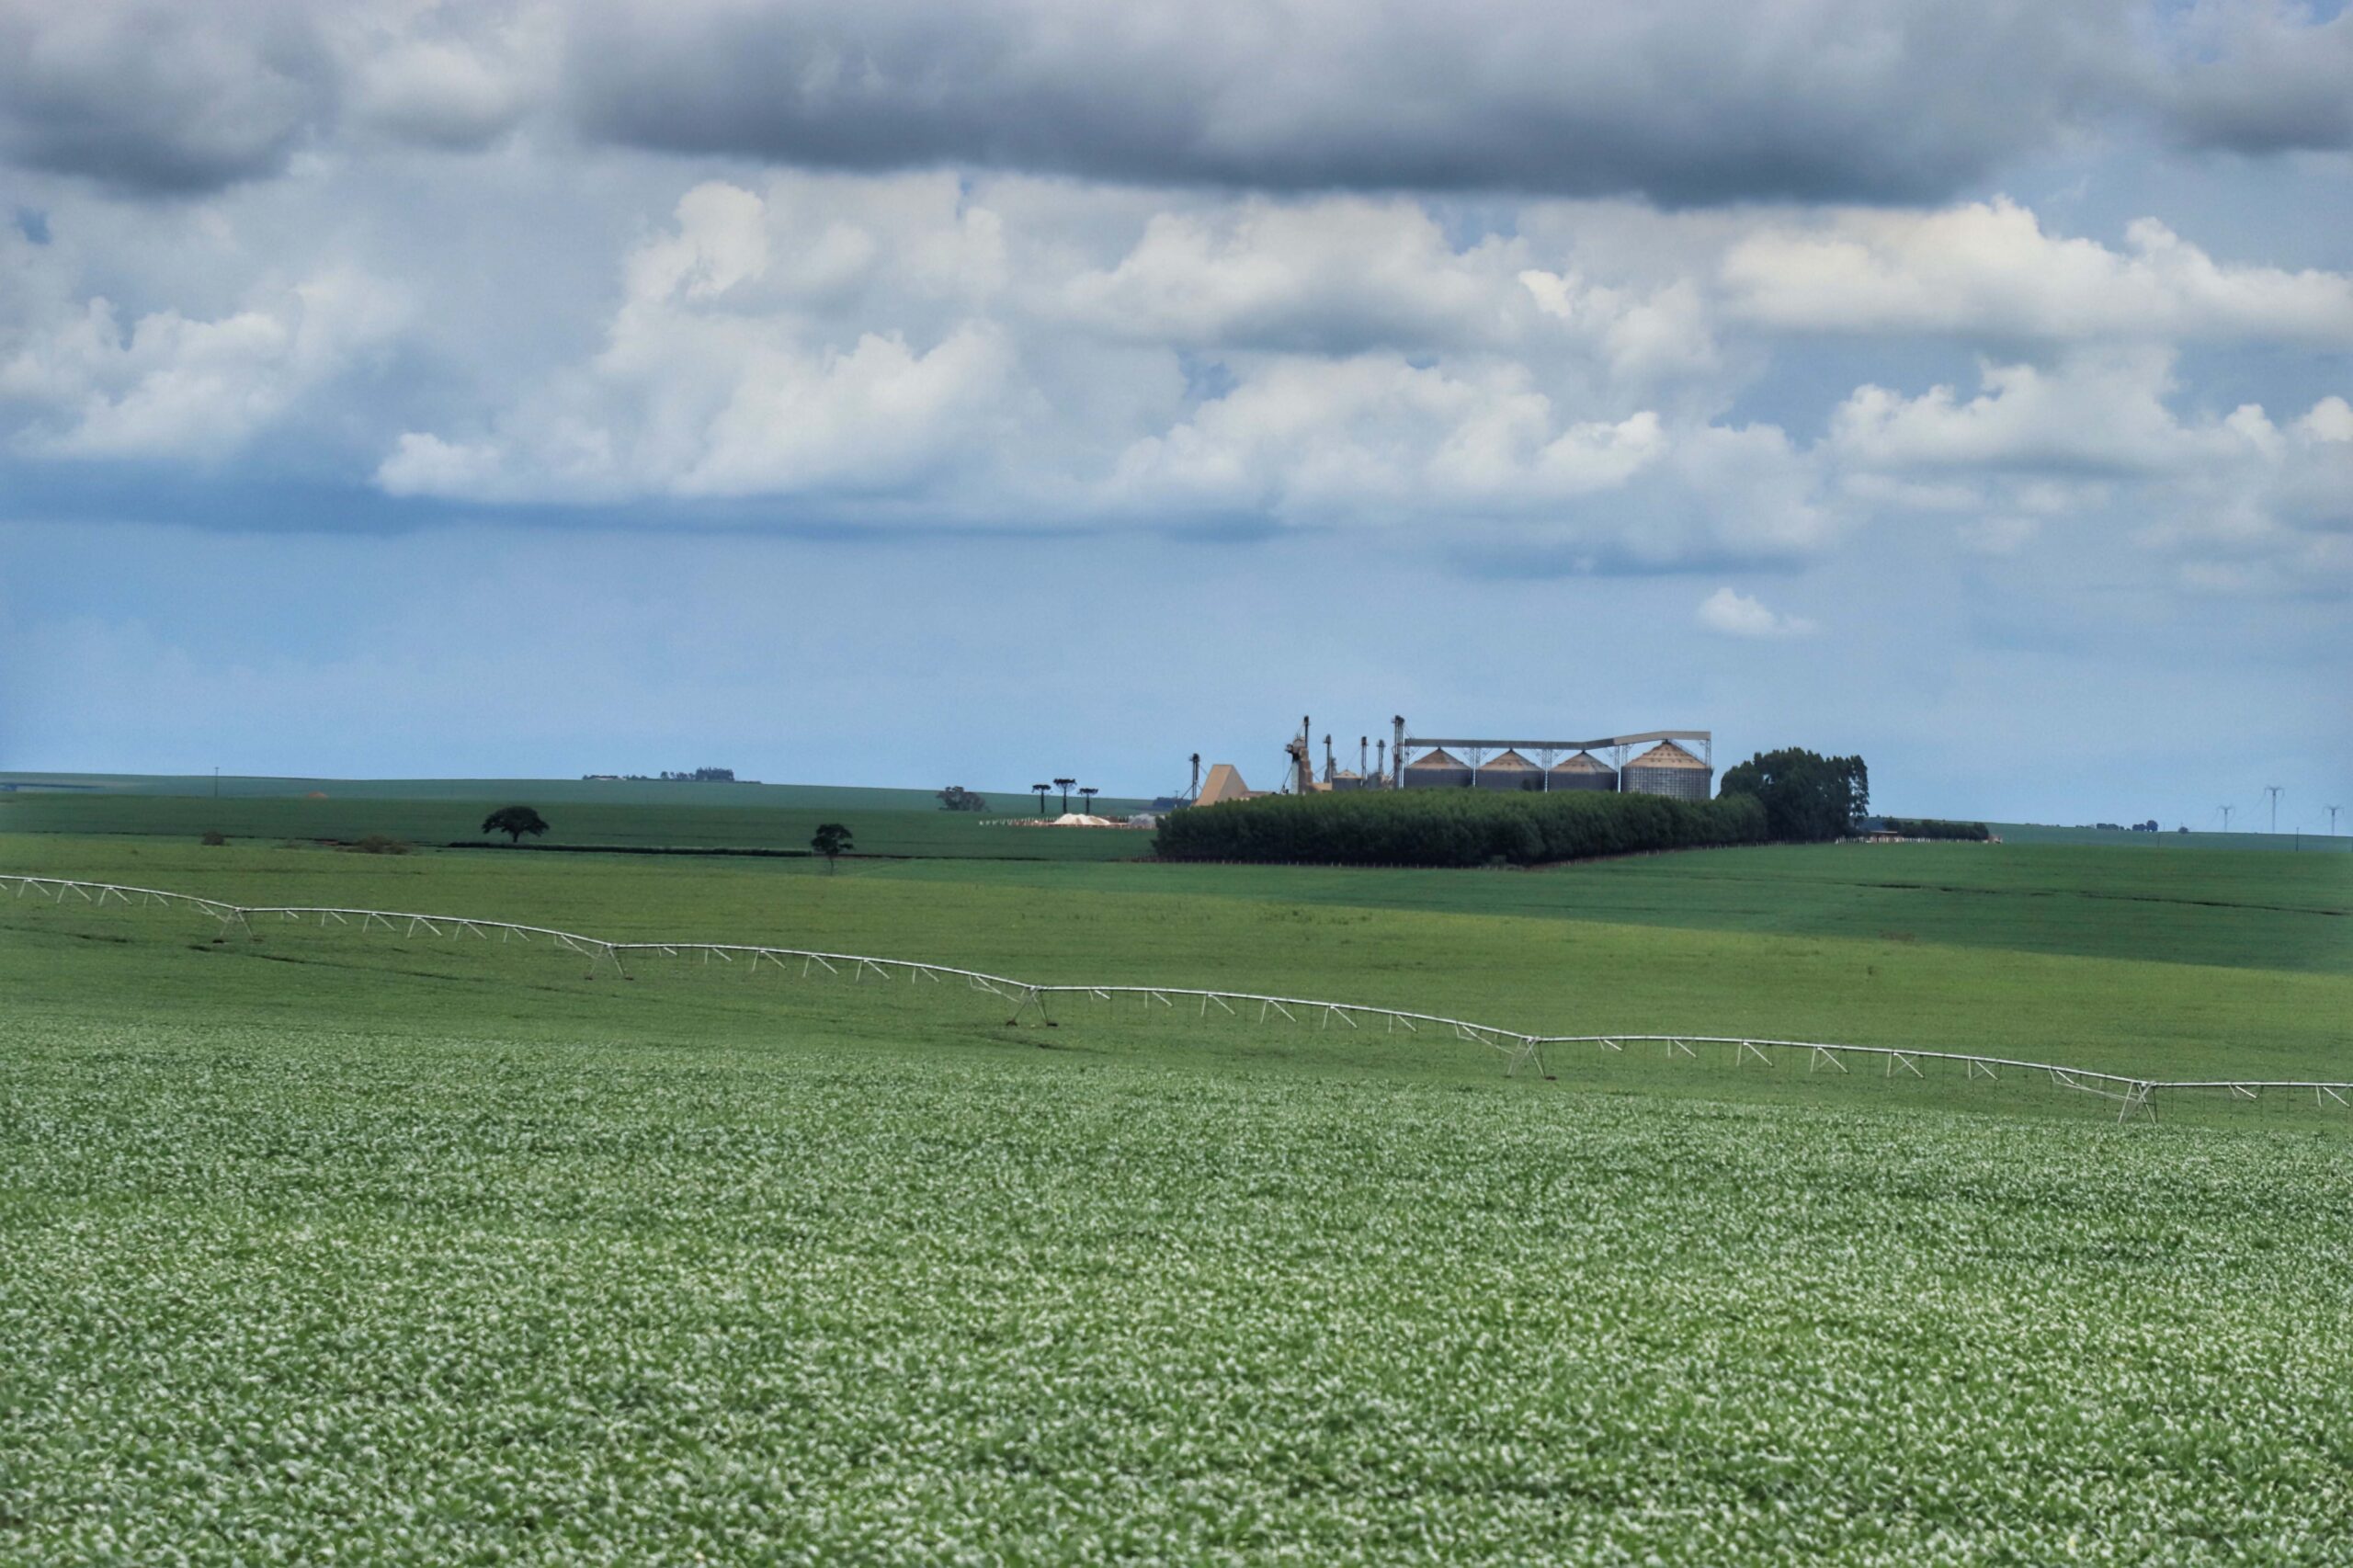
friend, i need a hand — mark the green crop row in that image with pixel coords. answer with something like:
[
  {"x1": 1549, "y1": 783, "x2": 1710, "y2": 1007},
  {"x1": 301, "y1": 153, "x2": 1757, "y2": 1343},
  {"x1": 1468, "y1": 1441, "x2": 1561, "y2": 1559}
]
[{"x1": 1155, "y1": 788, "x2": 1768, "y2": 867}]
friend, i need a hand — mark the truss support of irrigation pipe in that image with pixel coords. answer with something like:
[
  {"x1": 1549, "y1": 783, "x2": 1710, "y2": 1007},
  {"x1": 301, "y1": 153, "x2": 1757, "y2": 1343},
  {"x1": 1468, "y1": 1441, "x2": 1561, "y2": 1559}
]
[{"x1": 6, "y1": 874, "x2": 2347, "y2": 1121}]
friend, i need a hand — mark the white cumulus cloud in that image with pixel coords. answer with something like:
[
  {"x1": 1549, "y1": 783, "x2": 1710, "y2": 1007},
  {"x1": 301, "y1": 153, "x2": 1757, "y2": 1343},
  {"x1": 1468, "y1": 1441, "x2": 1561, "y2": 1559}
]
[
  {"x1": 1, "y1": 269, "x2": 404, "y2": 460},
  {"x1": 1723, "y1": 199, "x2": 2353, "y2": 346},
  {"x1": 1827, "y1": 349, "x2": 2251, "y2": 475},
  {"x1": 1696, "y1": 586, "x2": 1818, "y2": 639}
]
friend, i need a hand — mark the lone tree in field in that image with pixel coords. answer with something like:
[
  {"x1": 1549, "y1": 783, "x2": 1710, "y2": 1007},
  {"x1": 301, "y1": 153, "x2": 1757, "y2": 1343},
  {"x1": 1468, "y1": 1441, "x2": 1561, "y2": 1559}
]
[
  {"x1": 811, "y1": 822, "x2": 853, "y2": 872},
  {"x1": 1078, "y1": 786, "x2": 1099, "y2": 813},
  {"x1": 1718, "y1": 749, "x2": 1869, "y2": 842},
  {"x1": 482, "y1": 805, "x2": 549, "y2": 845},
  {"x1": 1031, "y1": 783, "x2": 1051, "y2": 813},
  {"x1": 1054, "y1": 777, "x2": 1077, "y2": 813}
]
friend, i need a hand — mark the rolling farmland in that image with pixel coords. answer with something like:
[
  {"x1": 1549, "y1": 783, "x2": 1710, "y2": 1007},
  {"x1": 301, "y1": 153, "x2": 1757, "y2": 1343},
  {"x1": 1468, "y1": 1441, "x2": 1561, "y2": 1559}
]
[
  {"x1": 3, "y1": 811, "x2": 2349, "y2": 1561},
  {"x1": 0, "y1": 787, "x2": 1155, "y2": 862}
]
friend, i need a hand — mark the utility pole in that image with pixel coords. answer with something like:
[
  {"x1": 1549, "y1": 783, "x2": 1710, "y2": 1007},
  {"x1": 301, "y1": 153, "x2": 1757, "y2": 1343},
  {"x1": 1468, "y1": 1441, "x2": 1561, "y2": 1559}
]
[
  {"x1": 2327, "y1": 804, "x2": 2341, "y2": 838},
  {"x1": 213, "y1": 766, "x2": 220, "y2": 799},
  {"x1": 2220, "y1": 804, "x2": 2234, "y2": 832},
  {"x1": 2264, "y1": 785, "x2": 2283, "y2": 834}
]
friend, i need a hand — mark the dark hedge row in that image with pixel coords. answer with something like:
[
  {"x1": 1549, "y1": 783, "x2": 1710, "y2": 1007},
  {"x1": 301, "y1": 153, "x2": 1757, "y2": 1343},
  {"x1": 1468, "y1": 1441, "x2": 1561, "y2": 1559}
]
[
  {"x1": 1154, "y1": 788, "x2": 1768, "y2": 867},
  {"x1": 1881, "y1": 817, "x2": 1992, "y2": 841}
]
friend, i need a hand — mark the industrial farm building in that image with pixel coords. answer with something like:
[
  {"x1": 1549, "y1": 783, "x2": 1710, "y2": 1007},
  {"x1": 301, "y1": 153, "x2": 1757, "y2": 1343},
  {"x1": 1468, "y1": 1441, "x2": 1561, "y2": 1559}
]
[{"x1": 1211, "y1": 718, "x2": 1715, "y2": 803}]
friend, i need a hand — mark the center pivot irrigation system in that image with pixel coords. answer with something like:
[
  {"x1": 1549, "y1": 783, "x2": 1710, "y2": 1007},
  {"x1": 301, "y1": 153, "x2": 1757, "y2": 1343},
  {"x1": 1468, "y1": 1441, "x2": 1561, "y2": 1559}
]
[{"x1": 8, "y1": 873, "x2": 2348, "y2": 1125}]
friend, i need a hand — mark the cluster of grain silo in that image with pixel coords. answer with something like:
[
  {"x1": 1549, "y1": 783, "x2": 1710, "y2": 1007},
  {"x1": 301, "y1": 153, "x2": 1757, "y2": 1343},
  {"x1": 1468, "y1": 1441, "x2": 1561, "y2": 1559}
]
[
  {"x1": 1217, "y1": 717, "x2": 1717, "y2": 803},
  {"x1": 1384, "y1": 720, "x2": 1712, "y2": 801}
]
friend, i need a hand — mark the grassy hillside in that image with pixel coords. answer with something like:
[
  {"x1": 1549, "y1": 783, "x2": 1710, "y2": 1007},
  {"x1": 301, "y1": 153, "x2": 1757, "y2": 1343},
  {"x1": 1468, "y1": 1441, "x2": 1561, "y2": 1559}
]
[
  {"x1": 5, "y1": 835, "x2": 2346, "y2": 1091},
  {"x1": 842, "y1": 840, "x2": 2353, "y2": 975},
  {"x1": 4, "y1": 830, "x2": 2350, "y2": 1560}
]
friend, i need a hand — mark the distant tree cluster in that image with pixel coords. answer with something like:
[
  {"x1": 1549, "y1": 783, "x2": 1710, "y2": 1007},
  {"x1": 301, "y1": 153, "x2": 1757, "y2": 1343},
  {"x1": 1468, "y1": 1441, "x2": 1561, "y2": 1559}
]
[
  {"x1": 1718, "y1": 749, "x2": 1870, "y2": 843},
  {"x1": 583, "y1": 767, "x2": 743, "y2": 782},
  {"x1": 1880, "y1": 817, "x2": 1991, "y2": 841},
  {"x1": 1155, "y1": 790, "x2": 1766, "y2": 867},
  {"x1": 937, "y1": 786, "x2": 989, "y2": 812}
]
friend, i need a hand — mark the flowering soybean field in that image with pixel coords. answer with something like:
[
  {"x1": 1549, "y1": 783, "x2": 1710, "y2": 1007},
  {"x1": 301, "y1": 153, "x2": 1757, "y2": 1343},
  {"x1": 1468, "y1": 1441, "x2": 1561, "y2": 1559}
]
[
  {"x1": 5, "y1": 1012, "x2": 2352, "y2": 1564},
  {"x1": 3, "y1": 835, "x2": 2349, "y2": 1561}
]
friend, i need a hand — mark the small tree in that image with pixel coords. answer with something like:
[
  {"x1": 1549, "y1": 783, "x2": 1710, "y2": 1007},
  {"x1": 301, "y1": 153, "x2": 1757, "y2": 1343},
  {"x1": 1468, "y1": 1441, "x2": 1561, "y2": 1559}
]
[
  {"x1": 1032, "y1": 783, "x2": 1051, "y2": 813},
  {"x1": 811, "y1": 822, "x2": 853, "y2": 872},
  {"x1": 937, "y1": 786, "x2": 988, "y2": 812},
  {"x1": 1078, "y1": 787, "x2": 1099, "y2": 813},
  {"x1": 1053, "y1": 777, "x2": 1076, "y2": 813},
  {"x1": 482, "y1": 805, "x2": 549, "y2": 845}
]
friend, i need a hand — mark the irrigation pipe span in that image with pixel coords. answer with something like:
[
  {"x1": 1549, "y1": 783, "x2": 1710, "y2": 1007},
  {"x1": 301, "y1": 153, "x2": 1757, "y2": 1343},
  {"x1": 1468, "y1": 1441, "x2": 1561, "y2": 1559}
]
[{"x1": 8, "y1": 874, "x2": 2347, "y2": 1125}]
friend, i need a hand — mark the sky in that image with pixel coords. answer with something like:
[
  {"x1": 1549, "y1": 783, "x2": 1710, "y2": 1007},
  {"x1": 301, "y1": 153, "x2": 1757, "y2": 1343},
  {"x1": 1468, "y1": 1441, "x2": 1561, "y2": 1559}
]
[{"x1": 0, "y1": 0, "x2": 2347, "y2": 827}]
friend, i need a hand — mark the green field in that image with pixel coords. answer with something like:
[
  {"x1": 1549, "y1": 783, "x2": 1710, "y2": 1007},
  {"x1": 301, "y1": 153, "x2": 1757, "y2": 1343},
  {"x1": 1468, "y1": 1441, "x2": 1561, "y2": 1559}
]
[
  {"x1": 0, "y1": 789, "x2": 1156, "y2": 861},
  {"x1": 1990, "y1": 820, "x2": 2352, "y2": 852},
  {"x1": 0, "y1": 772, "x2": 1153, "y2": 814},
  {"x1": 5, "y1": 818, "x2": 2351, "y2": 1561}
]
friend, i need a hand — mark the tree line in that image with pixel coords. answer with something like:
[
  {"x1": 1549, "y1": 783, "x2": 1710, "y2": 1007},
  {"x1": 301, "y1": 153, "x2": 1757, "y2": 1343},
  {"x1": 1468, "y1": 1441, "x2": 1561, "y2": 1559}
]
[
  {"x1": 1154, "y1": 789, "x2": 1768, "y2": 868},
  {"x1": 1879, "y1": 817, "x2": 1991, "y2": 841}
]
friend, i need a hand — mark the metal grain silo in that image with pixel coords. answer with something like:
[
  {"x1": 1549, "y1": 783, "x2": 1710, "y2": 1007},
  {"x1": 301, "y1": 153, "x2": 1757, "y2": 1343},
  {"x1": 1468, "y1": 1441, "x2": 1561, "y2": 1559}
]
[
  {"x1": 1545, "y1": 750, "x2": 1619, "y2": 792},
  {"x1": 1621, "y1": 740, "x2": 1712, "y2": 801},
  {"x1": 1402, "y1": 747, "x2": 1472, "y2": 790},
  {"x1": 1475, "y1": 748, "x2": 1540, "y2": 790}
]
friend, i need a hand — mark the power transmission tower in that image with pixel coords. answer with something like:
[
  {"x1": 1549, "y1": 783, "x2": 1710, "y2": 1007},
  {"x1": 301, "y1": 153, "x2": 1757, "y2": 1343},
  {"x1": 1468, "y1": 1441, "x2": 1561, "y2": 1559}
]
[
  {"x1": 2328, "y1": 804, "x2": 2342, "y2": 837},
  {"x1": 2264, "y1": 785, "x2": 2283, "y2": 834},
  {"x1": 2219, "y1": 804, "x2": 2234, "y2": 832}
]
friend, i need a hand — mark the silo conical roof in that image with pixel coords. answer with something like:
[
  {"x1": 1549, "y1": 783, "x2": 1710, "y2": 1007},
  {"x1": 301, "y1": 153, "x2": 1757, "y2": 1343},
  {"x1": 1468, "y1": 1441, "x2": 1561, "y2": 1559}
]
[{"x1": 1629, "y1": 740, "x2": 1707, "y2": 768}]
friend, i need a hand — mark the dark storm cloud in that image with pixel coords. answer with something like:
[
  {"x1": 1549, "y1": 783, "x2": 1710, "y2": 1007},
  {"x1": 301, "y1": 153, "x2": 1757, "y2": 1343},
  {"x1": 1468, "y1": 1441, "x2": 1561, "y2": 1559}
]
[
  {"x1": 0, "y1": 1, "x2": 332, "y2": 194},
  {"x1": 2158, "y1": 6, "x2": 2353, "y2": 156},
  {"x1": 6, "y1": 2, "x2": 2350, "y2": 203},
  {"x1": 563, "y1": 0, "x2": 2145, "y2": 205}
]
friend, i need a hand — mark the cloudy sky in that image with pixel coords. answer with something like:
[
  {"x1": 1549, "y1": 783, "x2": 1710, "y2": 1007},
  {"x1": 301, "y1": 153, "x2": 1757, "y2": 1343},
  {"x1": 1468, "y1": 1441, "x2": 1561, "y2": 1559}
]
[{"x1": 2, "y1": 0, "x2": 2347, "y2": 824}]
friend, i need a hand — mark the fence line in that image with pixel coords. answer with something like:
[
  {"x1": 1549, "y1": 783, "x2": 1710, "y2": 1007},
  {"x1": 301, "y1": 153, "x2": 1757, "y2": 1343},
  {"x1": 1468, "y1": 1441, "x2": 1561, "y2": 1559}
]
[{"x1": 6, "y1": 873, "x2": 2347, "y2": 1123}]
